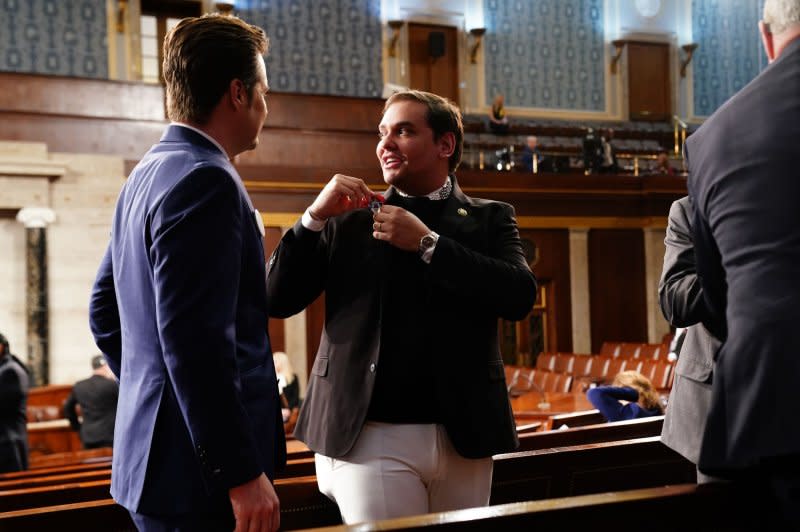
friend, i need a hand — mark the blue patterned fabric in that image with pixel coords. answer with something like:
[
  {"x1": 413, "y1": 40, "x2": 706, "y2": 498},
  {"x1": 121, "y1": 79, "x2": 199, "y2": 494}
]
[
  {"x1": 237, "y1": 0, "x2": 382, "y2": 97},
  {"x1": 692, "y1": 0, "x2": 766, "y2": 117},
  {"x1": 0, "y1": 0, "x2": 107, "y2": 78},
  {"x1": 483, "y1": 0, "x2": 605, "y2": 111}
]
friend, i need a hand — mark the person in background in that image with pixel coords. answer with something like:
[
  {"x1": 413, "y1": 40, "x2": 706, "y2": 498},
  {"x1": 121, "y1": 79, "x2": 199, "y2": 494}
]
[
  {"x1": 587, "y1": 370, "x2": 663, "y2": 422},
  {"x1": 64, "y1": 355, "x2": 119, "y2": 449},
  {"x1": 488, "y1": 94, "x2": 509, "y2": 134},
  {"x1": 599, "y1": 128, "x2": 618, "y2": 173},
  {"x1": 272, "y1": 352, "x2": 300, "y2": 421},
  {"x1": 266, "y1": 89, "x2": 536, "y2": 524},
  {"x1": 89, "y1": 13, "x2": 283, "y2": 532},
  {"x1": 652, "y1": 151, "x2": 676, "y2": 176},
  {"x1": 521, "y1": 136, "x2": 543, "y2": 173},
  {"x1": 0, "y1": 332, "x2": 30, "y2": 473}
]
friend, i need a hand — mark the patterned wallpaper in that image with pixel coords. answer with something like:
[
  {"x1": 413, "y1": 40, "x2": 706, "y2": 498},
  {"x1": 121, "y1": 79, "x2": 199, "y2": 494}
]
[
  {"x1": 237, "y1": 0, "x2": 383, "y2": 98},
  {"x1": 692, "y1": 0, "x2": 765, "y2": 117},
  {"x1": 483, "y1": 0, "x2": 605, "y2": 111},
  {"x1": 0, "y1": 0, "x2": 108, "y2": 78}
]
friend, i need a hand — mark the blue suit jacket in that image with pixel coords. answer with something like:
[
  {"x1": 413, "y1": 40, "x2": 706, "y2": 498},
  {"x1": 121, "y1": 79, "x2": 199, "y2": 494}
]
[
  {"x1": 89, "y1": 125, "x2": 285, "y2": 515},
  {"x1": 688, "y1": 38, "x2": 800, "y2": 474}
]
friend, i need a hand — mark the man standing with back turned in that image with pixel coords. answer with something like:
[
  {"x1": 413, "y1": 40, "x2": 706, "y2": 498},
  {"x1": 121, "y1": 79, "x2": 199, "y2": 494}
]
[
  {"x1": 266, "y1": 90, "x2": 537, "y2": 523},
  {"x1": 687, "y1": 0, "x2": 800, "y2": 524},
  {"x1": 89, "y1": 14, "x2": 284, "y2": 532}
]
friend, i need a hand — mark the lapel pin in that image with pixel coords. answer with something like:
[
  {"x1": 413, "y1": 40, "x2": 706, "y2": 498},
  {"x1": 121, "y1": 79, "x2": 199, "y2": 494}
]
[{"x1": 457, "y1": 208, "x2": 468, "y2": 217}]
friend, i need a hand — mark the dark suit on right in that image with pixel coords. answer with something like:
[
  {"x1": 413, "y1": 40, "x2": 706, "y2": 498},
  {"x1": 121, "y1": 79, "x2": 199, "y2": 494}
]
[{"x1": 687, "y1": 36, "x2": 800, "y2": 518}]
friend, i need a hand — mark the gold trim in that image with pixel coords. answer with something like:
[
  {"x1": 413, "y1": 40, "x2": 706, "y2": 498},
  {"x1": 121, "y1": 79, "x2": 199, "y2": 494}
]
[{"x1": 259, "y1": 212, "x2": 667, "y2": 230}]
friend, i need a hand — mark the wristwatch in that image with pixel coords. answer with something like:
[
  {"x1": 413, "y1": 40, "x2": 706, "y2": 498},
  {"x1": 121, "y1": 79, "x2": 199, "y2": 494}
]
[{"x1": 418, "y1": 232, "x2": 439, "y2": 257}]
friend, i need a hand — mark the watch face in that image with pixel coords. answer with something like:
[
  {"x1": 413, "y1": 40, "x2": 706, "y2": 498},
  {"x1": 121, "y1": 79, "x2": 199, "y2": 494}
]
[{"x1": 421, "y1": 235, "x2": 435, "y2": 248}]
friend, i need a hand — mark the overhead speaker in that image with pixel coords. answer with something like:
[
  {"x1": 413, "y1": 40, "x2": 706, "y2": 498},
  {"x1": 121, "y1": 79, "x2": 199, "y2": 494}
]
[{"x1": 428, "y1": 32, "x2": 445, "y2": 58}]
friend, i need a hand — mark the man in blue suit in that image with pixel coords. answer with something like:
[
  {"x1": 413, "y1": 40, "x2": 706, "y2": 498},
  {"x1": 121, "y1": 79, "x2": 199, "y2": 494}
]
[
  {"x1": 687, "y1": 0, "x2": 800, "y2": 524},
  {"x1": 89, "y1": 14, "x2": 284, "y2": 532}
]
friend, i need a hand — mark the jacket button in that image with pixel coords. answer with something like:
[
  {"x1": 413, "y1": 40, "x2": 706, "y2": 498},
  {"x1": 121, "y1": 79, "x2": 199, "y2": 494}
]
[{"x1": 369, "y1": 363, "x2": 376, "y2": 373}]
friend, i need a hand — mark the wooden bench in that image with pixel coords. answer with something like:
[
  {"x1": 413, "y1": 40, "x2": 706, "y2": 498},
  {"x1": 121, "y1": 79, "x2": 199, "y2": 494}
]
[
  {"x1": 517, "y1": 415, "x2": 663, "y2": 452},
  {"x1": 491, "y1": 436, "x2": 695, "y2": 505},
  {"x1": 305, "y1": 482, "x2": 740, "y2": 530},
  {"x1": 27, "y1": 447, "x2": 112, "y2": 469}
]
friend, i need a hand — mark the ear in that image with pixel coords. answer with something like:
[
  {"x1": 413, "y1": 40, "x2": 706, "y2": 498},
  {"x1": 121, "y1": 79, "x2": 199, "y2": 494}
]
[
  {"x1": 228, "y1": 78, "x2": 249, "y2": 110},
  {"x1": 437, "y1": 131, "x2": 456, "y2": 159},
  {"x1": 759, "y1": 20, "x2": 776, "y2": 62}
]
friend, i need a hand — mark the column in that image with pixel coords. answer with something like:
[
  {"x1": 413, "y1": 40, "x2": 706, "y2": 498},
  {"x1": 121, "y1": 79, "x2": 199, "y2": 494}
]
[
  {"x1": 569, "y1": 228, "x2": 592, "y2": 354},
  {"x1": 643, "y1": 227, "x2": 670, "y2": 344},
  {"x1": 16, "y1": 207, "x2": 56, "y2": 386}
]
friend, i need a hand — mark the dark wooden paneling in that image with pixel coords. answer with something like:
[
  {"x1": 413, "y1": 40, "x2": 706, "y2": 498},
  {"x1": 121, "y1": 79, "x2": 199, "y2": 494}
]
[
  {"x1": 520, "y1": 229, "x2": 572, "y2": 353},
  {"x1": 264, "y1": 226, "x2": 285, "y2": 353},
  {"x1": 627, "y1": 42, "x2": 671, "y2": 121},
  {"x1": 408, "y1": 23, "x2": 459, "y2": 103},
  {"x1": 588, "y1": 229, "x2": 648, "y2": 353}
]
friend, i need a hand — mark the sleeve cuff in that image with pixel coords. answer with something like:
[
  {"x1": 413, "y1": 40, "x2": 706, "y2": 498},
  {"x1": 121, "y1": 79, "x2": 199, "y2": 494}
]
[{"x1": 301, "y1": 209, "x2": 326, "y2": 232}]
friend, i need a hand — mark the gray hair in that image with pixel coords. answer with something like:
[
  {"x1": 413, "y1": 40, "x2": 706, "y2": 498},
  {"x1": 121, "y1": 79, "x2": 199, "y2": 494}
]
[{"x1": 763, "y1": 0, "x2": 800, "y2": 35}]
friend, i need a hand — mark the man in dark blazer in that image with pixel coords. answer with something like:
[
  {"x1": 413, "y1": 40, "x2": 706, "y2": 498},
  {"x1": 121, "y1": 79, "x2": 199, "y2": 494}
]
[
  {"x1": 64, "y1": 355, "x2": 119, "y2": 449},
  {"x1": 89, "y1": 14, "x2": 284, "y2": 532},
  {"x1": 658, "y1": 196, "x2": 720, "y2": 482},
  {"x1": 0, "y1": 333, "x2": 29, "y2": 473},
  {"x1": 687, "y1": 0, "x2": 800, "y2": 522},
  {"x1": 266, "y1": 90, "x2": 537, "y2": 523}
]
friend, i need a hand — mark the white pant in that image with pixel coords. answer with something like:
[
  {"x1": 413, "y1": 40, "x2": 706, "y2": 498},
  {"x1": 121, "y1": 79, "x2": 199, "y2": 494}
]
[{"x1": 315, "y1": 422, "x2": 493, "y2": 524}]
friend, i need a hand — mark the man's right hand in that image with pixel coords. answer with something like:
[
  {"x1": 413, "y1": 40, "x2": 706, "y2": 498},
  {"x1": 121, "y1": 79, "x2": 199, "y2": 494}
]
[
  {"x1": 229, "y1": 473, "x2": 280, "y2": 532},
  {"x1": 308, "y1": 174, "x2": 374, "y2": 221}
]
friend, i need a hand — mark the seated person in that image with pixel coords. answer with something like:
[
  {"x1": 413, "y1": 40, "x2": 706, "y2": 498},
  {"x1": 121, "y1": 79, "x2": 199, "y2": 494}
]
[
  {"x1": 63, "y1": 355, "x2": 119, "y2": 449},
  {"x1": 586, "y1": 370, "x2": 663, "y2": 422},
  {"x1": 521, "y1": 136, "x2": 544, "y2": 173},
  {"x1": 273, "y1": 351, "x2": 300, "y2": 423},
  {"x1": 652, "y1": 151, "x2": 676, "y2": 176},
  {"x1": 488, "y1": 94, "x2": 509, "y2": 134}
]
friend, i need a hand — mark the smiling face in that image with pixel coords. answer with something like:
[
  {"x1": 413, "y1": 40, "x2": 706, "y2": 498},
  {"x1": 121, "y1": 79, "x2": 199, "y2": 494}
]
[{"x1": 376, "y1": 99, "x2": 452, "y2": 195}]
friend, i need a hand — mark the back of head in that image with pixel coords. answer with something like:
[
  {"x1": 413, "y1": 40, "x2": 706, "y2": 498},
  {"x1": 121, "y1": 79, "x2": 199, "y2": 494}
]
[
  {"x1": 384, "y1": 90, "x2": 464, "y2": 173},
  {"x1": 612, "y1": 370, "x2": 663, "y2": 412},
  {"x1": 763, "y1": 0, "x2": 800, "y2": 35},
  {"x1": 163, "y1": 13, "x2": 269, "y2": 125},
  {"x1": 91, "y1": 355, "x2": 107, "y2": 370},
  {"x1": 273, "y1": 351, "x2": 295, "y2": 383},
  {"x1": 0, "y1": 332, "x2": 8, "y2": 358}
]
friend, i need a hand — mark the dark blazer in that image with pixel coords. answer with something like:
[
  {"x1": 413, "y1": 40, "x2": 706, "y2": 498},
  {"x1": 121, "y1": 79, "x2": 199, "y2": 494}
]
[
  {"x1": 658, "y1": 197, "x2": 720, "y2": 464},
  {"x1": 64, "y1": 374, "x2": 119, "y2": 448},
  {"x1": 0, "y1": 354, "x2": 29, "y2": 473},
  {"x1": 687, "y1": 38, "x2": 800, "y2": 473},
  {"x1": 89, "y1": 125, "x2": 285, "y2": 515},
  {"x1": 266, "y1": 180, "x2": 537, "y2": 459}
]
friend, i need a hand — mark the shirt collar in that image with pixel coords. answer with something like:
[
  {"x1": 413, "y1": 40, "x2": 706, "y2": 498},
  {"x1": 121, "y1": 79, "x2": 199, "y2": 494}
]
[
  {"x1": 171, "y1": 122, "x2": 228, "y2": 157},
  {"x1": 396, "y1": 175, "x2": 452, "y2": 200}
]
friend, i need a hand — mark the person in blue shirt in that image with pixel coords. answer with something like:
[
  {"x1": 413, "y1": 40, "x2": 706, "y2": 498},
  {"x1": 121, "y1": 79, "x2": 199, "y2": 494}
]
[{"x1": 587, "y1": 370, "x2": 663, "y2": 422}]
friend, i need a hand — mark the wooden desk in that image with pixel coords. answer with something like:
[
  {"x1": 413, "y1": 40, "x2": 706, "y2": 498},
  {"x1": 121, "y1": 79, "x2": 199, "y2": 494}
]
[{"x1": 511, "y1": 391, "x2": 594, "y2": 426}]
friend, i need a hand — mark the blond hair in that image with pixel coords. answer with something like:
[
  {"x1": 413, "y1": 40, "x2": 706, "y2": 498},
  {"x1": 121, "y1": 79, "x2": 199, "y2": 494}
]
[
  {"x1": 612, "y1": 370, "x2": 663, "y2": 413},
  {"x1": 272, "y1": 351, "x2": 296, "y2": 384}
]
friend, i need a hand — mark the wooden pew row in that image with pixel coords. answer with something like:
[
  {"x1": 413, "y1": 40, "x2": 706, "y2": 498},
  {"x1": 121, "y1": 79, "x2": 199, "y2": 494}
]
[
  {"x1": 0, "y1": 458, "x2": 317, "y2": 499},
  {"x1": 27, "y1": 447, "x2": 112, "y2": 470},
  {"x1": 517, "y1": 415, "x2": 663, "y2": 452},
  {"x1": 0, "y1": 437, "x2": 692, "y2": 530},
  {"x1": 304, "y1": 482, "x2": 743, "y2": 531}
]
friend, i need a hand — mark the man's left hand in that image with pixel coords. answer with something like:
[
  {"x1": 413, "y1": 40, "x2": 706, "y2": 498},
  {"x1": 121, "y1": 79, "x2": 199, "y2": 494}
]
[{"x1": 372, "y1": 205, "x2": 429, "y2": 252}]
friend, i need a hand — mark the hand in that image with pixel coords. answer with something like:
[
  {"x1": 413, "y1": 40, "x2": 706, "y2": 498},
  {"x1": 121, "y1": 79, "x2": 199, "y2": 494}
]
[
  {"x1": 229, "y1": 473, "x2": 280, "y2": 532},
  {"x1": 308, "y1": 174, "x2": 374, "y2": 221},
  {"x1": 372, "y1": 205, "x2": 430, "y2": 252}
]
